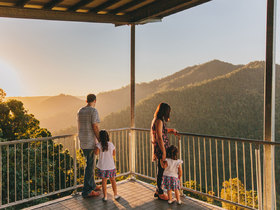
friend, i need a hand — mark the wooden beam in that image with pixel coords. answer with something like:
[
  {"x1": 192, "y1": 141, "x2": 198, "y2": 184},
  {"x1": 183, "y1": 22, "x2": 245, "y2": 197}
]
[
  {"x1": 43, "y1": 0, "x2": 63, "y2": 10},
  {"x1": 89, "y1": 0, "x2": 121, "y2": 13},
  {"x1": 0, "y1": 6, "x2": 131, "y2": 24},
  {"x1": 131, "y1": 0, "x2": 211, "y2": 23},
  {"x1": 68, "y1": 0, "x2": 94, "y2": 12},
  {"x1": 157, "y1": 0, "x2": 212, "y2": 19},
  {"x1": 109, "y1": 0, "x2": 144, "y2": 15},
  {"x1": 15, "y1": 0, "x2": 30, "y2": 7}
]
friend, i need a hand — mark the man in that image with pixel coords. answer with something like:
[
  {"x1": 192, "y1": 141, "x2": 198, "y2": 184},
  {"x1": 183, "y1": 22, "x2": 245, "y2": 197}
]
[{"x1": 77, "y1": 94, "x2": 101, "y2": 198}]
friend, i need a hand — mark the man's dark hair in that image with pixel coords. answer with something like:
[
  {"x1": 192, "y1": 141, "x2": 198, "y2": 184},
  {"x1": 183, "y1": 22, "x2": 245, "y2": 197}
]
[{"x1": 86, "y1": 94, "x2": 96, "y2": 103}]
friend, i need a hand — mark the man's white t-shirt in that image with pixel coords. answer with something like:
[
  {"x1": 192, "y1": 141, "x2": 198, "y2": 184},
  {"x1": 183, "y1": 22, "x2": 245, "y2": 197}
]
[
  {"x1": 163, "y1": 158, "x2": 183, "y2": 178},
  {"x1": 96, "y1": 142, "x2": 116, "y2": 170}
]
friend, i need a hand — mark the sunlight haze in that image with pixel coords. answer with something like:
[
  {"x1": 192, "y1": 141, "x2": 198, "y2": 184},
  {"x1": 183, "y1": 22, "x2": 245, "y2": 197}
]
[{"x1": 0, "y1": 0, "x2": 279, "y2": 97}]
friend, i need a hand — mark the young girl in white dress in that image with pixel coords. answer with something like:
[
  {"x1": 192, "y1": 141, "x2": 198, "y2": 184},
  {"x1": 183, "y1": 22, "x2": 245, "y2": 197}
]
[
  {"x1": 161, "y1": 145, "x2": 183, "y2": 204},
  {"x1": 95, "y1": 130, "x2": 120, "y2": 201}
]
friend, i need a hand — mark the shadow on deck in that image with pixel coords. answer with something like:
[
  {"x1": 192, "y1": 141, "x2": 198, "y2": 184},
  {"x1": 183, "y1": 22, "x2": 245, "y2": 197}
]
[{"x1": 25, "y1": 180, "x2": 223, "y2": 210}]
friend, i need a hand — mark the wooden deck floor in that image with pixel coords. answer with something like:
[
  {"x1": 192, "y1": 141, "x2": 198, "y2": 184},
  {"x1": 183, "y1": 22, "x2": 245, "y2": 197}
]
[{"x1": 25, "y1": 180, "x2": 223, "y2": 210}]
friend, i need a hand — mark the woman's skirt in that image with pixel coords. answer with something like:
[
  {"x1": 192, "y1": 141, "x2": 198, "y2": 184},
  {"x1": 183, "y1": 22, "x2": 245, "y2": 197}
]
[
  {"x1": 97, "y1": 168, "x2": 117, "y2": 178},
  {"x1": 162, "y1": 175, "x2": 180, "y2": 190}
]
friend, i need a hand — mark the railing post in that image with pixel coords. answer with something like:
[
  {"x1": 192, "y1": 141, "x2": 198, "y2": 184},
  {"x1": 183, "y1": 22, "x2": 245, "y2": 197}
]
[
  {"x1": 178, "y1": 136, "x2": 183, "y2": 196},
  {"x1": 73, "y1": 136, "x2": 77, "y2": 194},
  {"x1": 255, "y1": 145, "x2": 263, "y2": 210},
  {"x1": 129, "y1": 129, "x2": 136, "y2": 178},
  {"x1": 263, "y1": 0, "x2": 277, "y2": 209}
]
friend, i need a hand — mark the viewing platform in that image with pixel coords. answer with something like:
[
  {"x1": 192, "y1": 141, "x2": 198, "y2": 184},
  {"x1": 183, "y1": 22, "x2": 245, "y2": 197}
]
[
  {"x1": 1, "y1": 128, "x2": 279, "y2": 209},
  {"x1": 25, "y1": 180, "x2": 220, "y2": 210}
]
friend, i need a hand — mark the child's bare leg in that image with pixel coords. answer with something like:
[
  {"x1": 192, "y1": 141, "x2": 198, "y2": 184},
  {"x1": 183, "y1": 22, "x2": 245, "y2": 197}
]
[
  {"x1": 109, "y1": 177, "x2": 117, "y2": 196},
  {"x1": 175, "y1": 189, "x2": 180, "y2": 201},
  {"x1": 102, "y1": 178, "x2": 107, "y2": 198},
  {"x1": 167, "y1": 190, "x2": 172, "y2": 201}
]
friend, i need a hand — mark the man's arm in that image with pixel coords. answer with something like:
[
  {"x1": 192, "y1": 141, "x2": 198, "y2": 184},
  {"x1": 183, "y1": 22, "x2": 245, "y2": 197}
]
[
  {"x1": 92, "y1": 123, "x2": 100, "y2": 141},
  {"x1": 77, "y1": 113, "x2": 80, "y2": 131},
  {"x1": 94, "y1": 147, "x2": 100, "y2": 155}
]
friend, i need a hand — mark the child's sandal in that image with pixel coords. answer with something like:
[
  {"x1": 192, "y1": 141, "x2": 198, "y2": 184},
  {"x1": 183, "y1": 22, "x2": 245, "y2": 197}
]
[{"x1": 168, "y1": 200, "x2": 175, "y2": 204}]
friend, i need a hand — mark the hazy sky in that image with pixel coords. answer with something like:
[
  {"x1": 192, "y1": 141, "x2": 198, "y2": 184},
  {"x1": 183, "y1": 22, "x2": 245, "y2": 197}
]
[{"x1": 0, "y1": 0, "x2": 279, "y2": 97}]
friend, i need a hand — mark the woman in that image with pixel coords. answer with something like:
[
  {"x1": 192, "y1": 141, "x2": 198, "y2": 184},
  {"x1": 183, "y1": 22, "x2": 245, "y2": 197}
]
[{"x1": 151, "y1": 102, "x2": 179, "y2": 200}]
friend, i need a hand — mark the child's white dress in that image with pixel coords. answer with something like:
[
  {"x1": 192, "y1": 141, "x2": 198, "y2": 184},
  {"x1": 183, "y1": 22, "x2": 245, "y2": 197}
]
[
  {"x1": 162, "y1": 158, "x2": 183, "y2": 190},
  {"x1": 96, "y1": 142, "x2": 116, "y2": 178}
]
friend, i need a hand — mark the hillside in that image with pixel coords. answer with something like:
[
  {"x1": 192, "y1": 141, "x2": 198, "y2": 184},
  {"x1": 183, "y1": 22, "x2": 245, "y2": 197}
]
[
  {"x1": 9, "y1": 60, "x2": 242, "y2": 132},
  {"x1": 7, "y1": 96, "x2": 50, "y2": 114},
  {"x1": 8, "y1": 94, "x2": 84, "y2": 131},
  {"x1": 95, "y1": 60, "x2": 242, "y2": 118},
  {"x1": 100, "y1": 61, "x2": 280, "y2": 140}
]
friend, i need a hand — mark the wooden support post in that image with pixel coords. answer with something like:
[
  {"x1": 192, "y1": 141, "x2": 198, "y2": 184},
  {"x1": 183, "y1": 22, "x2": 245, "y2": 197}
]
[
  {"x1": 130, "y1": 24, "x2": 136, "y2": 176},
  {"x1": 263, "y1": 0, "x2": 276, "y2": 209}
]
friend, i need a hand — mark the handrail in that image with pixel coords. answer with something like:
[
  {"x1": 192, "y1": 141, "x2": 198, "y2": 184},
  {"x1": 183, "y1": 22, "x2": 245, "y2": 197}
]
[
  {"x1": 0, "y1": 134, "x2": 77, "y2": 146},
  {"x1": 1, "y1": 128, "x2": 279, "y2": 146},
  {"x1": 130, "y1": 127, "x2": 280, "y2": 146}
]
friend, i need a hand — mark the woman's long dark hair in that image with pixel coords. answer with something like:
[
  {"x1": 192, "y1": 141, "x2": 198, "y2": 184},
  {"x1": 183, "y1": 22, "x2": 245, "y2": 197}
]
[
  {"x1": 99, "y1": 130, "x2": 109, "y2": 152},
  {"x1": 166, "y1": 145, "x2": 178, "y2": 160},
  {"x1": 154, "y1": 103, "x2": 171, "y2": 122}
]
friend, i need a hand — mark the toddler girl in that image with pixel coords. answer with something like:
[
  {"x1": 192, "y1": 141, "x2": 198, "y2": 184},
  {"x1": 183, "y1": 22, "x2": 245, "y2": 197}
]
[
  {"x1": 161, "y1": 145, "x2": 183, "y2": 204},
  {"x1": 95, "y1": 130, "x2": 120, "y2": 201}
]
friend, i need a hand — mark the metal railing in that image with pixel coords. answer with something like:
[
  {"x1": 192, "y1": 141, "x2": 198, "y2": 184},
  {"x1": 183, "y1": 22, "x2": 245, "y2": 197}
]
[
  {"x1": 0, "y1": 135, "x2": 79, "y2": 209},
  {"x1": 0, "y1": 130, "x2": 130, "y2": 209},
  {"x1": 1, "y1": 128, "x2": 279, "y2": 209},
  {"x1": 129, "y1": 128, "x2": 280, "y2": 210}
]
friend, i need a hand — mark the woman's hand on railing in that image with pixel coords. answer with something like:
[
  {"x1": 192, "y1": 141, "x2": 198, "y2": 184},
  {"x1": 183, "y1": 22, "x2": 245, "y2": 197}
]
[
  {"x1": 168, "y1": 128, "x2": 177, "y2": 135},
  {"x1": 168, "y1": 128, "x2": 180, "y2": 139}
]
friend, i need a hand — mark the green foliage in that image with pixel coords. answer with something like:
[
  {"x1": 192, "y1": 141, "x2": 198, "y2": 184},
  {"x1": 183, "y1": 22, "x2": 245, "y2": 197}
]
[
  {"x1": 0, "y1": 89, "x2": 86, "y2": 208},
  {"x1": 221, "y1": 178, "x2": 258, "y2": 209},
  {"x1": 183, "y1": 180, "x2": 204, "y2": 200},
  {"x1": 1, "y1": 141, "x2": 86, "y2": 208},
  {"x1": 0, "y1": 88, "x2": 6, "y2": 102},
  {"x1": 0, "y1": 89, "x2": 50, "y2": 140},
  {"x1": 183, "y1": 180, "x2": 216, "y2": 205}
]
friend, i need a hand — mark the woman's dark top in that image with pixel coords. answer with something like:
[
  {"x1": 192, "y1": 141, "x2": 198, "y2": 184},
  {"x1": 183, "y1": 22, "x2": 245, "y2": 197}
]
[{"x1": 151, "y1": 118, "x2": 169, "y2": 160}]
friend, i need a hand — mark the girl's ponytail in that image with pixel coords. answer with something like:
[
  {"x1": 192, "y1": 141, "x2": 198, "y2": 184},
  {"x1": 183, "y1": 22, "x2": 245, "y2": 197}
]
[{"x1": 99, "y1": 130, "x2": 109, "y2": 152}]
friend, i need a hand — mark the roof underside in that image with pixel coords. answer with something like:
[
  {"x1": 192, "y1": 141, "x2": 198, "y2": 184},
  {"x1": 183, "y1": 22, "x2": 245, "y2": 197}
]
[{"x1": 0, "y1": 0, "x2": 211, "y2": 25}]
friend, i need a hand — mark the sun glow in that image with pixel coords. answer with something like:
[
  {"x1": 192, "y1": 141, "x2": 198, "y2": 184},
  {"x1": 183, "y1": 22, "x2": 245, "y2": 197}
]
[{"x1": 0, "y1": 60, "x2": 23, "y2": 96}]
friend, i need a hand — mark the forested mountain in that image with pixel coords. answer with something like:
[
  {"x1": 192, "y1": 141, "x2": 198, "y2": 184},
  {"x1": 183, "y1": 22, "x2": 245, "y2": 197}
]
[
  {"x1": 9, "y1": 60, "x2": 243, "y2": 132},
  {"x1": 95, "y1": 60, "x2": 242, "y2": 118},
  {"x1": 8, "y1": 94, "x2": 85, "y2": 131},
  {"x1": 100, "y1": 61, "x2": 280, "y2": 140}
]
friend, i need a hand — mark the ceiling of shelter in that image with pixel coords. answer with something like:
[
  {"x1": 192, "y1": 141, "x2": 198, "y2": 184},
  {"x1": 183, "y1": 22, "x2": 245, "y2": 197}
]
[{"x1": 0, "y1": 0, "x2": 211, "y2": 25}]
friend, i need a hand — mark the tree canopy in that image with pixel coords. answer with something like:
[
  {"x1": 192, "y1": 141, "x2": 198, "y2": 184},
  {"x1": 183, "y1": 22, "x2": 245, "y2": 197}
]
[{"x1": 0, "y1": 89, "x2": 51, "y2": 140}]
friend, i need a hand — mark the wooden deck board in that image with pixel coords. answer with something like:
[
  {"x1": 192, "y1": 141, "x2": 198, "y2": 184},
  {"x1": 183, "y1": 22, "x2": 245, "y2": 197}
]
[{"x1": 25, "y1": 180, "x2": 222, "y2": 210}]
